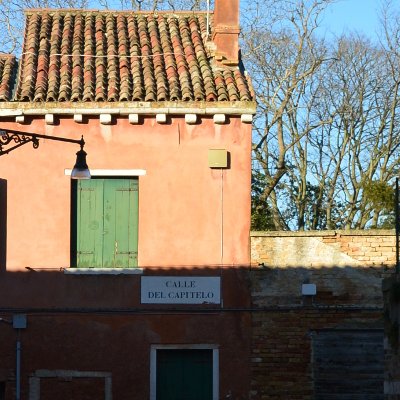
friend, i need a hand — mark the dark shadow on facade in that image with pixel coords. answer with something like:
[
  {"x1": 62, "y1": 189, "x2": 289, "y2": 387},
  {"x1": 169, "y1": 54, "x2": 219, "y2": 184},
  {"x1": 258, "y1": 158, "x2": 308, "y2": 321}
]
[
  {"x1": 0, "y1": 267, "x2": 252, "y2": 400},
  {"x1": 0, "y1": 264, "x2": 389, "y2": 400}
]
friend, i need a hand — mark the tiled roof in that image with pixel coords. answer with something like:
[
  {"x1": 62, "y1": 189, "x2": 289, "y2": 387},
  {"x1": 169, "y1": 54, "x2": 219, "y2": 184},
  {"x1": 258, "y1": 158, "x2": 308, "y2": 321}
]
[
  {"x1": 8, "y1": 9, "x2": 254, "y2": 103},
  {"x1": 0, "y1": 54, "x2": 16, "y2": 101}
]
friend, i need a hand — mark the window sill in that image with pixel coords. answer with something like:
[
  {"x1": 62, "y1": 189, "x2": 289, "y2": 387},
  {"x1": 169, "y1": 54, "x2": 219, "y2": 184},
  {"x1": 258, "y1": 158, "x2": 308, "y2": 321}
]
[{"x1": 64, "y1": 268, "x2": 143, "y2": 275}]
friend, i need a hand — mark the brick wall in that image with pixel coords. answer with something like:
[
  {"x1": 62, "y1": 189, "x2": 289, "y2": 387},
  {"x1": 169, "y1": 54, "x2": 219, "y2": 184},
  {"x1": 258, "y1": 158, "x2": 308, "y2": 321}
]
[
  {"x1": 249, "y1": 230, "x2": 395, "y2": 400},
  {"x1": 250, "y1": 308, "x2": 383, "y2": 400},
  {"x1": 251, "y1": 230, "x2": 396, "y2": 268}
]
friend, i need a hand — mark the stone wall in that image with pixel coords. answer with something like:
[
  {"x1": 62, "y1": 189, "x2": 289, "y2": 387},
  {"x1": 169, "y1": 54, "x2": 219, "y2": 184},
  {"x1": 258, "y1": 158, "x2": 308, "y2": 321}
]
[
  {"x1": 249, "y1": 230, "x2": 396, "y2": 400},
  {"x1": 251, "y1": 230, "x2": 396, "y2": 268}
]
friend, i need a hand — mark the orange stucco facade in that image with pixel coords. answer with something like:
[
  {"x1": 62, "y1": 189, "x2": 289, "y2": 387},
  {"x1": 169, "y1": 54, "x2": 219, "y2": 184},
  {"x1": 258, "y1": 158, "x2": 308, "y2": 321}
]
[
  {"x1": 0, "y1": 114, "x2": 252, "y2": 270},
  {"x1": 0, "y1": 2, "x2": 256, "y2": 399},
  {"x1": 0, "y1": 111, "x2": 254, "y2": 400}
]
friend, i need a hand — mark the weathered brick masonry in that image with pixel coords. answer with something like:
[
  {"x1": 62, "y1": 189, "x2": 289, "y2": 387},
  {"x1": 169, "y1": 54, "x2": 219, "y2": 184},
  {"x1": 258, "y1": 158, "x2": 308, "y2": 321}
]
[
  {"x1": 251, "y1": 230, "x2": 396, "y2": 268},
  {"x1": 250, "y1": 230, "x2": 395, "y2": 400}
]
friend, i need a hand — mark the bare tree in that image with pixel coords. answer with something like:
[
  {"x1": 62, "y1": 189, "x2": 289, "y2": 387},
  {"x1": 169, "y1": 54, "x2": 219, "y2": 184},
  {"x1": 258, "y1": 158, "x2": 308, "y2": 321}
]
[
  {"x1": 242, "y1": 0, "x2": 336, "y2": 229},
  {"x1": 312, "y1": 35, "x2": 400, "y2": 229},
  {"x1": 245, "y1": 0, "x2": 400, "y2": 231}
]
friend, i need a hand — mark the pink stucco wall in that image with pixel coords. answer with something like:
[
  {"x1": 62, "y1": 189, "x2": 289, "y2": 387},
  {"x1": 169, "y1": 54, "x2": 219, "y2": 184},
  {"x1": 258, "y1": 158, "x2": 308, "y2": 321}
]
[{"x1": 0, "y1": 115, "x2": 251, "y2": 270}]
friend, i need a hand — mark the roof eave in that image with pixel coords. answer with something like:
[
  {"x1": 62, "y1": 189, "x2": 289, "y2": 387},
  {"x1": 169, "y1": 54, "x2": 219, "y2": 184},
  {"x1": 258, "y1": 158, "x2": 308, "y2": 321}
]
[{"x1": 0, "y1": 101, "x2": 257, "y2": 117}]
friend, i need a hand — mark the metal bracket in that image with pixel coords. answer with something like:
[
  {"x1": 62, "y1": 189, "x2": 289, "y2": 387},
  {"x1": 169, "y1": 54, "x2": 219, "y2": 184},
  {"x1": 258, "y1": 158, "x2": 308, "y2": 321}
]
[
  {"x1": 0, "y1": 128, "x2": 85, "y2": 156},
  {"x1": 0, "y1": 130, "x2": 39, "y2": 155}
]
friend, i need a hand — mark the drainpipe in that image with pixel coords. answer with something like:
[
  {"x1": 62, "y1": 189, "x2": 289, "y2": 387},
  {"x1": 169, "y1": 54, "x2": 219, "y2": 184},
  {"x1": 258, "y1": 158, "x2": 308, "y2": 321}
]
[
  {"x1": 12, "y1": 315, "x2": 27, "y2": 400},
  {"x1": 16, "y1": 333, "x2": 21, "y2": 400}
]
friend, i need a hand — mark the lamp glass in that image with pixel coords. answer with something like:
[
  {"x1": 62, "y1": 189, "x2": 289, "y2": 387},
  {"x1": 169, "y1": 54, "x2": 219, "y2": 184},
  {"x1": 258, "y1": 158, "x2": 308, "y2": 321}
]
[
  {"x1": 71, "y1": 168, "x2": 91, "y2": 180},
  {"x1": 71, "y1": 149, "x2": 91, "y2": 180}
]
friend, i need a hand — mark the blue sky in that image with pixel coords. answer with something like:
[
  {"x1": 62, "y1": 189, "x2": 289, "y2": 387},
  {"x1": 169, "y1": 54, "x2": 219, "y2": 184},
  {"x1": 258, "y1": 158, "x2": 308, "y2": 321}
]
[{"x1": 321, "y1": 0, "x2": 381, "y2": 39}]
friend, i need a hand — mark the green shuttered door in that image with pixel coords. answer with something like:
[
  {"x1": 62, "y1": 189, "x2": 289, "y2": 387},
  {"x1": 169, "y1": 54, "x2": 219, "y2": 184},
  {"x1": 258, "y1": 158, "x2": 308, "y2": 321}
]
[
  {"x1": 77, "y1": 178, "x2": 138, "y2": 268},
  {"x1": 156, "y1": 349, "x2": 213, "y2": 400}
]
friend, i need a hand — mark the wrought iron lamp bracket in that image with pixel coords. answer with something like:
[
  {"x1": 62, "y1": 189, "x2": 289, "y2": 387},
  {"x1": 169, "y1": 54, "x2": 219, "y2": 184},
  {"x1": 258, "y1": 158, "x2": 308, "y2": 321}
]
[
  {"x1": 0, "y1": 128, "x2": 85, "y2": 156},
  {"x1": 0, "y1": 130, "x2": 41, "y2": 155},
  {"x1": 0, "y1": 128, "x2": 90, "y2": 179}
]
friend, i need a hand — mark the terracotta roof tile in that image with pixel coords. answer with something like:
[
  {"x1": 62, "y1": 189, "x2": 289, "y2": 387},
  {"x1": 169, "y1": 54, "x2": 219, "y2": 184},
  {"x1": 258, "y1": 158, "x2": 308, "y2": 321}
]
[
  {"x1": 10, "y1": 9, "x2": 254, "y2": 103},
  {"x1": 0, "y1": 55, "x2": 16, "y2": 101}
]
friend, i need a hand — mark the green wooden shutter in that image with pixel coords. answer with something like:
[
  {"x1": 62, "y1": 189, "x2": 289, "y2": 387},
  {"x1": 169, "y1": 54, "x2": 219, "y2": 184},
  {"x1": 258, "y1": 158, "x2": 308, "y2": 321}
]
[
  {"x1": 76, "y1": 178, "x2": 138, "y2": 268},
  {"x1": 103, "y1": 179, "x2": 138, "y2": 268},
  {"x1": 77, "y1": 179, "x2": 104, "y2": 268}
]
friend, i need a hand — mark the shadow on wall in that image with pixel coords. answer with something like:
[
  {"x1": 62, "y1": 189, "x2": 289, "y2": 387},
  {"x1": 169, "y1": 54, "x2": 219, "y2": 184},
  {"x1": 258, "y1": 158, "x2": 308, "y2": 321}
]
[
  {"x1": 0, "y1": 267, "x2": 252, "y2": 400},
  {"x1": 0, "y1": 265, "x2": 389, "y2": 400},
  {"x1": 0, "y1": 179, "x2": 6, "y2": 271}
]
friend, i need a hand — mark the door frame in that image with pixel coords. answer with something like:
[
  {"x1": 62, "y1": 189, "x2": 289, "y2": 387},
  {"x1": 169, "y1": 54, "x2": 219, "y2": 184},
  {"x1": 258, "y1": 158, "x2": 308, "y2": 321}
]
[
  {"x1": 28, "y1": 370, "x2": 112, "y2": 400},
  {"x1": 150, "y1": 344, "x2": 219, "y2": 400}
]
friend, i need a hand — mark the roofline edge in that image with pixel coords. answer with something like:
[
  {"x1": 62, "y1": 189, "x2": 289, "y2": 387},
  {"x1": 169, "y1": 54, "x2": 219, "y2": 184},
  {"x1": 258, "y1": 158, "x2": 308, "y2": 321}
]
[{"x1": 0, "y1": 101, "x2": 257, "y2": 117}]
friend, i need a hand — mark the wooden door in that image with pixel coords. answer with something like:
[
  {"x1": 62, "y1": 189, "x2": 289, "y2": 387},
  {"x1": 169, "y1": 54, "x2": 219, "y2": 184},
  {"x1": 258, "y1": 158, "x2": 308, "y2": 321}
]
[{"x1": 156, "y1": 349, "x2": 213, "y2": 400}]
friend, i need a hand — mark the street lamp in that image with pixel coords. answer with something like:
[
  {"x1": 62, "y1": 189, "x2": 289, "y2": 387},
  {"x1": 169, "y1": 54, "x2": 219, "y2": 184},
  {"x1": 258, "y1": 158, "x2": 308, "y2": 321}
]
[
  {"x1": 0, "y1": 128, "x2": 90, "y2": 179},
  {"x1": 71, "y1": 145, "x2": 90, "y2": 180}
]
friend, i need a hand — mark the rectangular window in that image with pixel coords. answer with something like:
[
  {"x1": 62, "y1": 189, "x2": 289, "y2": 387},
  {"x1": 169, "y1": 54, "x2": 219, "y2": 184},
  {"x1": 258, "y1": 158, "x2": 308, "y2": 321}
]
[
  {"x1": 72, "y1": 178, "x2": 138, "y2": 268},
  {"x1": 29, "y1": 370, "x2": 112, "y2": 400}
]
